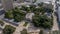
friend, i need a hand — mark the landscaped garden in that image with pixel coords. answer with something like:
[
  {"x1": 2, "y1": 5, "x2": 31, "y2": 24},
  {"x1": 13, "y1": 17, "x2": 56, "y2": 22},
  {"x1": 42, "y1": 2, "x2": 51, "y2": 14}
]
[
  {"x1": 32, "y1": 14, "x2": 53, "y2": 29},
  {"x1": 2, "y1": 2, "x2": 54, "y2": 34},
  {"x1": 4, "y1": 7, "x2": 26, "y2": 22},
  {"x1": 4, "y1": 2, "x2": 53, "y2": 30}
]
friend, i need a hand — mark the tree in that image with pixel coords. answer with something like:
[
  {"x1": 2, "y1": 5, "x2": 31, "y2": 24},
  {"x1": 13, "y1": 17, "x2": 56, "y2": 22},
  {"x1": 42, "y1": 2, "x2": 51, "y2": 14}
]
[
  {"x1": 29, "y1": 5, "x2": 36, "y2": 12},
  {"x1": 21, "y1": 29, "x2": 28, "y2": 34},
  {"x1": 20, "y1": 6, "x2": 31, "y2": 13},
  {"x1": 12, "y1": 8, "x2": 26, "y2": 22},
  {"x1": 20, "y1": 6, "x2": 28, "y2": 11},
  {"x1": 38, "y1": 2, "x2": 44, "y2": 7},
  {"x1": 3, "y1": 25, "x2": 16, "y2": 34},
  {"x1": 4, "y1": 10, "x2": 13, "y2": 19},
  {"x1": 5, "y1": 7, "x2": 26, "y2": 22},
  {"x1": 32, "y1": 14, "x2": 53, "y2": 29}
]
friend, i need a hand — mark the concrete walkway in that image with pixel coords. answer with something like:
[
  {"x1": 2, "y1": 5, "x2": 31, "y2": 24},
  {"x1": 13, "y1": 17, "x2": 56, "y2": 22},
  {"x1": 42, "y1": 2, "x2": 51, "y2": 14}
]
[
  {"x1": 13, "y1": 21, "x2": 25, "y2": 34},
  {"x1": 52, "y1": 13, "x2": 59, "y2": 31},
  {"x1": 3, "y1": 21, "x2": 17, "y2": 28}
]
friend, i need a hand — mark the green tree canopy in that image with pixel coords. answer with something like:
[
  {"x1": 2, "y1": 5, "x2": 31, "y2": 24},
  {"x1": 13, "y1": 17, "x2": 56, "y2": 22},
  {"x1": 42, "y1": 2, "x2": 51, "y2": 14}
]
[
  {"x1": 4, "y1": 10, "x2": 13, "y2": 19},
  {"x1": 12, "y1": 8, "x2": 26, "y2": 22},
  {"x1": 3, "y1": 25, "x2": 16, "y2": 34},
  {"x1": 32, "y1": 14, "x2": 53, "y2": 29}
]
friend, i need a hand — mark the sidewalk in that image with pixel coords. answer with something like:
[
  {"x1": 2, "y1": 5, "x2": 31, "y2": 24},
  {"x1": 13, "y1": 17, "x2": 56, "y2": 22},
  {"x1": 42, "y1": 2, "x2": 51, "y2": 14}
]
[
  {"x1": 13, "y1": 21, "x2": 25, "y2": 34},
  {"x1": 52, "y1": 13, "x2": 59, "y2": 31}
]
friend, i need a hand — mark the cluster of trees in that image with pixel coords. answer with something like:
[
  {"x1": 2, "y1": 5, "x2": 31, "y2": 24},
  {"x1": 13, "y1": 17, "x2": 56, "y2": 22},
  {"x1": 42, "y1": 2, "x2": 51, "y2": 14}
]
[
  {"x1": 20, "y1": 6, "x2": 31, "y2": 13},
  {"x1": 5, "y1": 10, "x2": 13, "y2": 19},
  {"x1": 20, "y1": 4, "x2": 53, "y2": 15},
  {"x1": 31, "y1": 4, "x2": 53, "y2": 29},
  {"x1": 5, "y1": 7, "x2": 26, "y2": 22},
  {"x1": 3, "y1": 25, "x2": 16, "y2": 34},
  {"x1": 12, "y1": 7, "x2": 26, "y2": 22},
  {"x1": 4, "y1": 2, "x2": 53, "y2": 29},
  {"x1": 4, "y1": 1, "x2": 54, "y2": 34},
  {"x1": 32, "y1": 14, "x2": 53, "y2": 29},
  {"x1": 20, "y1": 5, "x2": 37, "y2": 13}
]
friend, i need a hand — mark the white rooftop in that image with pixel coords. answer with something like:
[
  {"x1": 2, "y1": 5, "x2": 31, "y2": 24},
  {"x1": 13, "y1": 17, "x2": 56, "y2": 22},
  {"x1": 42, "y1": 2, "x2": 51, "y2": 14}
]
[{"x1": 26, "y1": 13, "x2": 34, "y2": 20}]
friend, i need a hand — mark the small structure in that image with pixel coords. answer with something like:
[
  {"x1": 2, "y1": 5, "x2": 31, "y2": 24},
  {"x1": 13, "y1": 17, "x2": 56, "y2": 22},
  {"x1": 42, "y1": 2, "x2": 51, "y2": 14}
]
[{"x1": 25, "y1": 13, "x2": 34, "y2": 21}]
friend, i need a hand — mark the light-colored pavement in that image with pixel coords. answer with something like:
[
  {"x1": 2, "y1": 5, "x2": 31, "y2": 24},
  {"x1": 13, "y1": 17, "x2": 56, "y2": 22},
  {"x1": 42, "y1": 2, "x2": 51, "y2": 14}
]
[
  {"x1": 52, "y1": 0, "x2": 59, "y2": 31},
  {"x1": 0, "y1": 20, "x2": 17, "y2": 34},
  {"x1": 13, "y1": 21, "x2": 25, "y2": 34},
  {"x1": 3, "y1": 21, "x2": 17, "y2": 28},
  {"x1": 52, "y1": 14, "x2": 59, "y2": 31}
]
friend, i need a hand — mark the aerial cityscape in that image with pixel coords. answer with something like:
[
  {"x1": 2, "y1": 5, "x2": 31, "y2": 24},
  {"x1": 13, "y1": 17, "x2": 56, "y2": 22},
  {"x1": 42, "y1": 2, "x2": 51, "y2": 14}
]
[{"x1": 0, "y1": 0, "x2": 59, "y2": 34}]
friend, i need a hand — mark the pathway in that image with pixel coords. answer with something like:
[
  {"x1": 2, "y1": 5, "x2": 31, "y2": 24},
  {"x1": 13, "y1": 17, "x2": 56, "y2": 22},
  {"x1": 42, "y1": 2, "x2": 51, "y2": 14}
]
[
  {"x1": 52, "y1": 0, "x2": 59, "y2": 31},
  {"x1": 52, "y1": 14, "x2": 59, "y2": 31},
  {"x1": 13, "y1": 21, "x2": 25, "y2": 34}
]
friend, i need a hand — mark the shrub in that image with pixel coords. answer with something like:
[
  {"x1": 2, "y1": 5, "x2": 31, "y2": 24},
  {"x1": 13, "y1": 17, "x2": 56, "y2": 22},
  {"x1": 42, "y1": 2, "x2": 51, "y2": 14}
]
[{"x1": 3, "y1": 25, "x2": 16, "y2": 34}]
